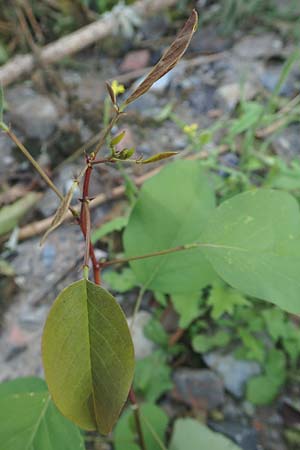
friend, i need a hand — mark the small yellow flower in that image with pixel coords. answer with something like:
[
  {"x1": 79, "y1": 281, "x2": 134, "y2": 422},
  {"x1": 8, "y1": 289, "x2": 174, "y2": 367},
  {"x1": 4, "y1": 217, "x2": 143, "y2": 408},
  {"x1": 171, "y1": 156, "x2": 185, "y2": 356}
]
[
  {"x1": 183, "y1": 123, "x2": 198, "y2": 135},
  {"x1": 111, "y1": 80, "x2": 125, "y2": 96}
]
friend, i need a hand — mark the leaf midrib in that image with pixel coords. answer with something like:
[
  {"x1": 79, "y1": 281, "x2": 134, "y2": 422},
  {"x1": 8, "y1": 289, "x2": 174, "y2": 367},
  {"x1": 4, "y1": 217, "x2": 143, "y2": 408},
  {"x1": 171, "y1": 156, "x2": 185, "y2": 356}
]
[{"x1": 25, "y1": 394, "x2": 50, "y2": 450}]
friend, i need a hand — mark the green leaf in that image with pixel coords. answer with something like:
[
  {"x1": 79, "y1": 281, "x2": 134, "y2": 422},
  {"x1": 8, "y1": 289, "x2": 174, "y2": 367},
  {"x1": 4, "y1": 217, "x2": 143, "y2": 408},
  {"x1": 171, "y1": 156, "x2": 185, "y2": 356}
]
[
  {"x1": 144, "y1": 318, "x2": 169, "y2": 348},
  {"x1": 246, "y1": 349, "x2": 286, "y2": 405},
  {"x1": 0, "y1": 377, "x2": 84, "y2": 450},
  {"x1": 42, "y1": 279, "x2": 135, "y2": 435},
  {"x1": 207, "y1": 282, "x2": 249, "y2": 320},
  {"x1": 0, "y1": 377, "x2": 46, "y2": 397},
  {"x1": 169, "y1": 418, "x2": 242, "y2": 450},
  {"x1": 0, "y1": 192, "x2": 41, "y2": 236},
  {"x1": 238, "y1": 329, "x2": 265, "y2": 363},
  {"x1": 111, "y1": 130, "x2": 126, "y2": 146},
  {"x1": 246, "y1": 375, "x2": 280, "y2": 406},
  {"x1": 134, "y1": 351, "x2": 173, "y2": 402},
  {"x1": 103, "y1": 267, "x2": 137, "y2": 293},
  {"x1": 200, "y1": 189, "x2": 300, "y2": 314},
  {"x1": 138, "y1": 152, "x2": 178, "y2": 164},
  {"x1": 229, "y1": 101, "x2": 263, "y2": 136},
  {"x1": 262, "y1": 308, "x2": 287, "y2": 341},
  {"x1": 123, "y1": 160, "x2": 217, "y2": 293},
  {"x1": 193, "y1": 330, "x2": 231, "y2": 353},
  {"x1": 91, "y1": 216, "x2": 128, "y2": 243},
  {"x1": 114, "y1": 403, "x2": 168, "y2": 450},
  {"x1": 172, "y1": 292, "x2": 203, "y2": 328}
]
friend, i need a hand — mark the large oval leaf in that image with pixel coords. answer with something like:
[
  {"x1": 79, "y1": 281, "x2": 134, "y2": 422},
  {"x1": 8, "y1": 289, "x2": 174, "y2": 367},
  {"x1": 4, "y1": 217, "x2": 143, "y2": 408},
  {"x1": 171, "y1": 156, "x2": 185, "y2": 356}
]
[
  {"x1": 170, "y1": 418, "x2": 242, "y2": 450},
  {"x1": 0, "y1": 377, "x2": 84, "y2": 450},
  {"x1": 123, "y1": 160, "x2": 216, "y2": 293},
  {"x1": 42, "y1": 280, "x2": 135, "y2": 435},
  {"x1": 200, "y1": 189, "x2": 300, "y2": 314}
]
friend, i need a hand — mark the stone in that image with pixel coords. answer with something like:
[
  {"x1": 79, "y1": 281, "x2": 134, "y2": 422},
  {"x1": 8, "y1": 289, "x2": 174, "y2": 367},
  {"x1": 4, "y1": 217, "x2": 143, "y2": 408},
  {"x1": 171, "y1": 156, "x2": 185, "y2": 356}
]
[
  {"x1": 173, "y1": 368, "x2": 225, "y2": 411},
  {"x1": 188, "y1": 25, "x2": 232, "y2": 55},
  {"x1": 188, "y1": 83, "x2": 218, "y2": 114},
  {"x1": 75, "y1": 73, "x2": 106, "y2": 109},
  {"x1": 128, "y1": 311, "x2": 156, "y2": 359},
  {"x1": 126, "y1": 91, "x2": 162, "y2": 120},
  {"x1": 233, "y1": 34, "x2": 283, "y2": 60},
  {"x1": 271, "y1": 124, "x2": 300, "y2": 161},
  {"x1": 217, "y1": 82, "x2": 257, "y2": 111},
  {"x1": 260, "y1": 60, "x2": 300, "y2": 97},
  {"x1": 204, "y1": 352, "x2": 261, "y2": 398},
  {"x1": 6, "y1": 85, "x2": 59, "y2": 140},
  {"x1": 120, "y1": 49, "x2": 150, "y2": 72},
  {"x1": 209, "y1": 421, "x2": 258, "y2": 450}
]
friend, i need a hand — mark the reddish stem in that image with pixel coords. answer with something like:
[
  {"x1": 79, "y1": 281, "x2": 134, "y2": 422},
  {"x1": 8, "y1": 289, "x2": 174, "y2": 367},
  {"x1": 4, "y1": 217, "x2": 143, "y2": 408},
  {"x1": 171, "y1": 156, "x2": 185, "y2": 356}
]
[
  {"x1": 79, "y1": 161, "x2": 101, "y2": 284},
  {"x1": 129, "y1": 388, "x2": 147, "y2": 450}
]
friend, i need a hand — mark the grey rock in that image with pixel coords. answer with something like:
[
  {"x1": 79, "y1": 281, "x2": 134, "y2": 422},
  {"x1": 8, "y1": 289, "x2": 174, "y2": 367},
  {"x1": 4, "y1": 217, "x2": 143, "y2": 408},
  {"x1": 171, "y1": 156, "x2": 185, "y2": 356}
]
[
  {"x1": 217, "y1": 82, "x2": 257, "y2": 111},
  {"x1": 209, "y1": 421, "x2": 258, "y2": 450},
  {"x1": 260, "y1": 61, "x2": 300, "y2": 96},
  {"x1": 233, "y1": 34, "x2": 283, "y2": 60},
  {"x1": 188, "y1": 83, "x2": 217, "y2": 114},
  {"x1": 126, "y1": 92, "x2": 162, "y2": 120},
  {"x1": 6, "y1": 86, "x2": 59, "y2": 140},
  {"x1": 0, "y1": 132, "x2": 15, "y2": 180},
  {"x1": 204, "y1": 352, "x2": 261, "y2": 398},
  {"x1": 128, "y1": 311, "x2": 156, "y2": 359},
  {"x1": 173, "y1": 368, "x2": 225, "y2": 410},
  {"x1": 188, "y1": 25, "x2": 232, "y2": 55},
  {"x1": 271, "y1": 124, "x2": 300, "y2": 161},
  {"x1": 75, "y1": 73, "x2": 106, "y2": 109}
]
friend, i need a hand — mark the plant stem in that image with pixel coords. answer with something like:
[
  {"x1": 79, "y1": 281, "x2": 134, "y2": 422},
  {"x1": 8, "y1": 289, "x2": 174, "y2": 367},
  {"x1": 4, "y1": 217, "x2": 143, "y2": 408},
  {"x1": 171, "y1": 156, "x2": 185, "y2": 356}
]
[
  {"x1": 79, "y1": 160, "x2": 101, "y2": 284},
  {"x1": 101, "y1": 243, "x2": 199, "y2": 267},
  {"x1": 3, "y1": 126, "x2": 63, "y2": 200},
  {"x1": 130, "y1": 286, "x2": 146, "y2": 330},
  {"x1": 129, "y1": 388, "x2": 147, "y2": 450},
  {"x1": 93, "y1": 110, "x2": 121, "y2": 157}
]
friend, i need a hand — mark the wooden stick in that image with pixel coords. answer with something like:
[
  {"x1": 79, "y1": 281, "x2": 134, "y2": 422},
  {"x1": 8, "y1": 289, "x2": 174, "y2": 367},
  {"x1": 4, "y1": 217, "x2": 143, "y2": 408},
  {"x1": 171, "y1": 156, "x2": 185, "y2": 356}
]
[{"x1": 0, "y1": 0, "x2": 178, "y2": 87}]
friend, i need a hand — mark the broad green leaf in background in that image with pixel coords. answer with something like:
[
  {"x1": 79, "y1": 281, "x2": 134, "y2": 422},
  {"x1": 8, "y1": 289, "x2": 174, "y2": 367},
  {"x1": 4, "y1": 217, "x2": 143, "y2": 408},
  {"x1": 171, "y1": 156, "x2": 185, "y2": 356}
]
[
  {"x1": 114, "y1": 403, "x2": 168, "y2": 450},
  {"x1": 200, "y1": 189, "x2": 300, "y2": 314},
  {"x1": 134, "y1": 351, "x2": 173, "y2": 402},
  {"x1": 0, "y1": 377, "x2": 84, "y2": 450},
  {"x1": 246, "y1": 349, "x2": 286, "y2": 405},
  {"x1": 91, "y1": 216, "x2": 129, "y2": 244},
  {"x1": 207, "y1": 281, "x2": 250, "y2": 320},
  {"x1": 0, "y1": 192, "x2": 41, "y2": 236},
  {"x1": 169, "y1": 418, "x2": 242, "y2": 450},
  {"x1": 42, "y1": 279, "x2": 135, "y2": 435},
  {"x1": 171, "y1": 292, "x2": 203, "y2": 328},
  {"x1": 123, "y1": 160, "x2": 217, "y2": 293},
  {"x1": 103, "y1": 267, "x2": 137, "y2": 293}
]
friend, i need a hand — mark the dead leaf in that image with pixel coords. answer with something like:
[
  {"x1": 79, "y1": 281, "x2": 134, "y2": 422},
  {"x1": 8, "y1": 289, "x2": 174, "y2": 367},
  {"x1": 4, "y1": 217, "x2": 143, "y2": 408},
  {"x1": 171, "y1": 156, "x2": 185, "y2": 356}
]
[
  {"x1": 124, "y1": 9, "x2": 198, "y2": 106},
  {"x1": 40, "y1": 181, "x2": 78, "y2": 246}
]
